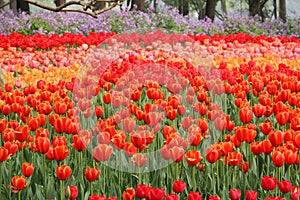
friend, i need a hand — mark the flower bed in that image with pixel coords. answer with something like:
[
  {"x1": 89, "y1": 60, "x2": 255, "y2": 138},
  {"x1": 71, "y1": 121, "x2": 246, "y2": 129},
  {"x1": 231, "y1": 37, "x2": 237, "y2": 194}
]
[
  {"x1": 0, "y1": 31, "x2": 299, "y2": 200},
  {"x1": 0, "y1": 9, "x2": 300, "y2": 37}
]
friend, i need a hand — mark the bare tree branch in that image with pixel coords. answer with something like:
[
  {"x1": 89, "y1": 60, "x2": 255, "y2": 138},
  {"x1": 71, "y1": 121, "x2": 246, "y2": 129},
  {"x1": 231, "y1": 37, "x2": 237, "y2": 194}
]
[
  {"x1": 21, "y1": 0, "x2": 123, "y2": 17},
  {"x1": 24, "y1": 0, "x2": 86, "y2": 11},
  {"x1": 60, "y1": 8, "x2": 98, "y2": 18},
  {"x1": 0, "y1": 1, "x2": 10, "y2": 9}
]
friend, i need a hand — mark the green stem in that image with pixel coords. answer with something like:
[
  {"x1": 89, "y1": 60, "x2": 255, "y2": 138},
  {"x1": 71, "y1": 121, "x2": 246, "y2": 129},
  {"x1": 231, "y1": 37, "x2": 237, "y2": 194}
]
[
  {"x1": 192, "y1": 166, "x2": 196, "y2": 191},
  {"x1": 89, "y1": 181, "x2": 92, "y2": 196},
  {"x1": 212, "y1": 163, "x2": 216, "y2": 195},
  {"x1": 18, "y1": 191, "x2": 21, "y2": 200},
  {"x1": 0, "y1": 162, "x2": 2, "y2": 197},
  {"x1": 175, "y1": 162, "x2": 179, "y2": 179},
  {"x1": 42, "y1": 155, "x2": 47, "y2": 198},
  {"x1": 60, "y1": 180, "x2": 64, "y2": 200}
]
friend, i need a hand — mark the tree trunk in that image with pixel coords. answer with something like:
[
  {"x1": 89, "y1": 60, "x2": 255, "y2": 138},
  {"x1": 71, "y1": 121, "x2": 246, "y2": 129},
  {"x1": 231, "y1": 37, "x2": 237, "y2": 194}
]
[
  {"x1": 136, "y1": 0, "x2": 145, "y2": 12},
  {"x1": 205, "y1": 0, "x2": 218, "y2": 21},
  {"x1": 273, "y1": 0, "x2": 277, "y2": 19},
  {"x1": 153, "y1": 0, "x2": 157, "y2": 12},
  {"x1": 17, "y1": 0, "x2": 30, "y2": 13},
  {"x1": 130, "y1": 0, "x2": 145, "y2": 12},
  {"x1": 10, "y1": 0, "x2": 17, "y2": 13},
  {"x1": 195, "y1": 0, "x2": 206, "y2": 20},
  {"x1": 127, "y1": 0, "x2": 131, "y2": 8},
  {"x1": 221, "y1": 0, "x2": 227, "y2": 15},
  {"x1": 179, "y1": 0, "x2": 189, "y2": 16},
  {"x1": 54, "y1": 0, "x2": 66, "y2": 7},
  {"x1": 248, "y1": 0, "x2": 261, "y2": 17},
  {"x1": 279, "y1": 0, "x2": 286, "y2": 22},
  {"x1": 94, "y1": 2, "x2": 105, "y2": 11}
]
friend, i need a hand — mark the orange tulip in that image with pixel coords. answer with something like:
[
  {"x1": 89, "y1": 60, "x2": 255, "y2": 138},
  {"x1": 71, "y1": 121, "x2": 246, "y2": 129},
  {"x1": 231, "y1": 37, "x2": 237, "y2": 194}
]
[
  {"x1": 22, "y1": 162, "x2": 34, "y2": 177},
  {"x1": 92, "y1": 144, "x2": 113, "y2": 162},
  {"x1": 272, "y1": 151, "x2": 285, "y2": 167},
  {"x1": 0, "y1": 147, "x2": 9, "y2": 162},
  {"x1": 239, "y1": 106, "x2": 252, "y2": 124},
  {"x1": 56, "y1": 165, "x2": 72, "y2": 181},
  {"x1": 53, "y1": 145, "x2": 70, "y2": 161},
  {"x1": 268, "y1": 130, "x2": 284, "y2": 147},
  {"x1": 132, "y1": 153, "x2": 147, "y2": 166},
  {"x1": 84, "y1": 167, "x2": 101, "y2": 182},
  {"x1": 225, "y1": 151, "x2": 243, "y2": 166},
  {"x1": 122, "y1": 188, "x2": 135, "y2": 200},
  {"x1": 9, "y1": 176, "x2": 27, "y2": 193},
  {"x1": 185, "y1": 150, "x2": 202, "y2": 166}
]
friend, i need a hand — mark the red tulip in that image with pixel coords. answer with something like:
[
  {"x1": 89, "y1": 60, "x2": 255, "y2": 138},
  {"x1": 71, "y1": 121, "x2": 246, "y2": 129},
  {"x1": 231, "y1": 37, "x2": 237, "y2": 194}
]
[
  {"x1": 53, "y1": 145, "x2": 70, "y2": 161},
  {"x1": 229, "y1": 189, "x2": 241, "y2": 200},
  {"x1": 245, "y1": 190, "x2": 257, "y2": 200},
  {"x1": 198, "y1": 118, "x2": 208, "y2": 133},
  {"x1": 15, "y1": 125, "x2": 30, "y2": 142},
  {"x1": 239, "y1": 106, "x2": 252, "y2": 123},
  {"x1": 92, "y1": 144, "x2": 113, "y2": 162},
  {"x1": 103, "y1": 92, "x2": 112, "y2": 104},
  {"x1": 123, "y1": 142, "x2": 137, "y2": 157},
  {"x1": 275, "y1": 111, "x2": 290, "y2": 126},
  {"x1": 169, "y1": 146, "x2": 185, "y2": 162},
  {"x1": 0, "y1": 119, "x2": 7, "y2": 132},
  {"x1": 132, "y1": 153, "x2": 147, "y2": 166},
  {"x1": 52, "y1": 136, "x2": 67, "y2": 147},
  {"x1": 188, "y1": 191, "x2": 202, "y2": 200},
  {"x1": 1, "y1": 128, "x2": 15, "y2": 142},
  {"x1": 56, "y1": 165, "x2": 72, "y2": 181},
  {"x1": 239, "y1": 161, "x2": 249, "y2": 173},
  {"x1": 272, "y1": 151, "x2": 285, "y2": 167},
  {"x1": 166, "y1": 107, "x2": 177, "y2": 120},
  {"x1": 172, "y1": 180, "x2": 186, "y2": 193},
  {"x1": 208, "y1": 196, "x2": 222, "y2": 200},
  {"x1": 261, "y1": 176, "x2": 278, "y2": 191},
  {"x1": 259, "y1": 120, "x2": 273, "y2": 135},
  {"x1": 130, "y1": 131, "x2": 146, "y2": 149},
  {"x1": 166, "y1": 194, "x2": 178, "y2": 200},
  {"x1": 122, "y1": 188, "x2": 135, "y2": 200},
  {"x1": 22, "y1": 162, "x2": 34, "y2": 177},
  {"x1": 293, "y1": 131, "x2": 300, "y2": 148},
  {"x1": 123, "y1": 117, "x2": 136, "y2": 133},
  {"x1": 71, "y1": 131, "x2": 92, "y2": 152},
  {"x1": 185, "y1": 150, "x2": 202, "y2": 166},
  {"x1": 94, "y1": 106, "x2": 103, "y2": 117},
  {"x1": 2, "y1": 105, "x2": 11, "y2": 115},
  {"x1": 4, "y1": 141, "x2": 18, "y2": 156},
  {"x1": 261, "y1": 139, "x2": 274, "y2": 154},
  {"x1": 284, "y1": 150, "x2": 298, "y2": 165},
  {"x1": 111, "y1": 133, "x2": 126, "y2": 150},
  {"x1": 146, "y1": 188, "x2": 165, "y2": 200},
  {"x1": 252, "y1": 104, "x2": 265, "y2": 118},
  {"x1": 135, "y1": 184, "x2": 150, "y2": 199},
  {"x1": 268, "y1": 130, "x2": 284, "y2": 147},
  {"x1": 252, "y1": 142, "x2": 265, "y2": 156},
  {"x1": 9, "y1": 176, "x2": 27, "y2": 193},
  {"x1": 278, "y1": 180, "x2": 292, "y2": 193},
  {"x1": 84, "y1": 167, "x2": 101, "y2": 182},
  {"x1": 65, "y1": 186, "x2": 78, "y2": 200},
  {"x1": 225, "y1": 151, "x2": 243, "y2": 166},
  {"x1": 291, "y1": 187, "x2": 300, "y2": 200},
  {"x1": 291, "y1": 117, "x2": 300, "y2": 131},
  {"x1": 89, "y1": 194, "x2": 106, "y2": 200},
  {"x1": 206, "y1": 149, "x2": 219, "y2": 163},
  {"x1": 0, "y1": 147, "x2": 9, "y2": 162}
]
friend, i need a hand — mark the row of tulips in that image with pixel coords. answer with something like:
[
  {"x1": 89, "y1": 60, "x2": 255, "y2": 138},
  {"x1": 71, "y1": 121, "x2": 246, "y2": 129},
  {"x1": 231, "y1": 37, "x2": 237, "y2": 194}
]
[
  {"x1": 0, "y1": 31, "x2": 299, "y2": 199},
  {"x1": 1, "y1": 32, "x2": 300, "y2": 50}
]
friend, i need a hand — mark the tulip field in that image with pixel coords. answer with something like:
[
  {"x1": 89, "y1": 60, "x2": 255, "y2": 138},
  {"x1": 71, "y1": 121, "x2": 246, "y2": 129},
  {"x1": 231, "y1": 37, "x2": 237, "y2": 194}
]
[{"x1": 0, "y1": 30, "x2": 300, "y2": 200}]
